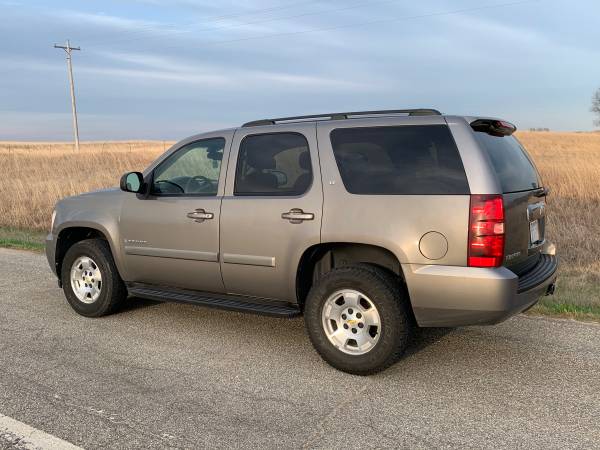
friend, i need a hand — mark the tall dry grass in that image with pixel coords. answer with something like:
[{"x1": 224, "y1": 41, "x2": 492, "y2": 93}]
[
  {"x1": 0, "y1": 141, "x2": 168, "y2": 230},
  {"x1": 0, "y1": 133, "x2": 599, "y2": 274},
  {"x1": 517, "y1": 132, "x2": 600, "y2": 273},
  {"x1": 516, "y1": 131, "x2": 600, "y2": 312}
]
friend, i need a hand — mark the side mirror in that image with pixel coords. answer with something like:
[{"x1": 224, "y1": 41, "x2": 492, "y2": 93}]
[{"x1": 120, "y1": 171, "x2": 144, "y2": 193}]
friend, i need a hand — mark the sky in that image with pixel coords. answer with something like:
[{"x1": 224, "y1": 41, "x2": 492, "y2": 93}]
[{"x1": 0, "y1": 0, "x2": 598, "y2": 141}]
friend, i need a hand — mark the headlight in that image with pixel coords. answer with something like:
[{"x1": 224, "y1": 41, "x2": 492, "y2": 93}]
[{"x1": 50, "y1": 209, "x2": 57, "y2": 232}]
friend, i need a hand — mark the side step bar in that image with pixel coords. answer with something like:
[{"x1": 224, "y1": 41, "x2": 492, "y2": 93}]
[{"x1": 127, "y1": 283, "x2": 301, "y2": 318}]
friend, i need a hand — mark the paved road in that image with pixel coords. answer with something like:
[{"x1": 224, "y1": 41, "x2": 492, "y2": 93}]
[{"x1": 0, "y1": 248, "x2": 599, "y2": 449}]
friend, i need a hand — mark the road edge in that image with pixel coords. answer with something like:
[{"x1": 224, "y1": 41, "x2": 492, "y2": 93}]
[{"x1": 0, "y1": 413, "x2": 83, "y2": 450}]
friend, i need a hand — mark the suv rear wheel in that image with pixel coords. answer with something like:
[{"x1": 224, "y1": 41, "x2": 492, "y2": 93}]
[
  {"x1": 61, "y1": 239, "x2": 127, "y2": 317},
  {"x1": 304, "y1": 265, "x2": 412, "y2": 375}
]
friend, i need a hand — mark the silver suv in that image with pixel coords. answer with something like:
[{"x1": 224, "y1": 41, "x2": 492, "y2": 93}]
[{"x1": 46, "y1": 109, "x2": 558, "y2": 374}]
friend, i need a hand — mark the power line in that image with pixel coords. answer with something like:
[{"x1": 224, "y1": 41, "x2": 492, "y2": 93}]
[
  {"x1": 86, "y1": 0, "x2": 397, "y2": 49},
  {"x1": 154, "y1": 0, "x2": 540, "y2": 52},
  {"x1": 54, "y1": 40, "x2": 81, "y2": 151},
  {"x1": 83, "y1": 0, "x2": 331, "y2": 47}
]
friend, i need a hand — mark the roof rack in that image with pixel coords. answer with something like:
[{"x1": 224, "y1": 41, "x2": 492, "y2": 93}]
[{"x1": 241, "y1": 108, "x2": 442, "y2": 127}]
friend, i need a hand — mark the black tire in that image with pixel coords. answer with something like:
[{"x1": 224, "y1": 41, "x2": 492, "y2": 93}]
[
  {"x1": 304, "y1": 265, "x2": 413, "y2": 375},
  {"x1": 60, "y1": 239, "x2": 127, "y2": 317}
]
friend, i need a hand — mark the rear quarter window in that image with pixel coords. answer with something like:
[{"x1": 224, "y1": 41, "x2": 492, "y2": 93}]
[
  {"x1": 473, "y1": 133, "x2": 541, "y2": 193},
  {"x1": 329, "y1": 125, "x2": 469, "y2": 195}
]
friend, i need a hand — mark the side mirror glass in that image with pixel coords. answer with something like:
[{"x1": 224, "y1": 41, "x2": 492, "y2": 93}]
[{"x1": 120, "y1": 171, "x2": 143, "y2": 193}]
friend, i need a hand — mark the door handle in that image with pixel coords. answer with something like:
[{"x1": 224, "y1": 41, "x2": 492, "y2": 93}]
[
  {"x1": 187, "y1": 208, "x2": 214, "y2": 222},
  {"x1": 281, "y1": 208, "x2": 314, "y2": 224}
]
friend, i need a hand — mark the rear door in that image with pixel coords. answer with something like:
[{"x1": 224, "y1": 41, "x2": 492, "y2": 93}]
[
  {"x1": 219, "y1": 122, "x2": 322, "y2": 302},
  {"x1": 472, "y1": 131, "x2": 546, "y2": 275}
]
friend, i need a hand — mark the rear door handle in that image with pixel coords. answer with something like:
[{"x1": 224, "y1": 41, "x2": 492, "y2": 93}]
[
  {"x1": 282, "y1": 208, "x2": 314, "y2": 224},
  {"x1": 187, "y1": 208, "x2": 214, "y2": 222}
]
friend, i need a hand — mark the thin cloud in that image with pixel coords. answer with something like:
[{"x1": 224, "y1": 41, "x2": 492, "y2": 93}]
[
  {"x1": 91, "y1": 50, "x2": 371, "y2": 90},
  {"x1": 52, "y1": 10, "x2": 159, "y2": 30}
]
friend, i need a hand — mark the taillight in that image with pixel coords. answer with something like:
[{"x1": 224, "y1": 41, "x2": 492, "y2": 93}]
[{"x1": 468, "y1": 194, "x2": 505, "y2": 268}]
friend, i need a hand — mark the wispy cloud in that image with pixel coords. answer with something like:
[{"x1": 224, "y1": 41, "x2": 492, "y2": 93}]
[
  {"x1": 90, "y1": 50, "x2": 371, "y2": 90},
  {"x1": 52, "y1": 10, "x2": 160, "y2": 30}
]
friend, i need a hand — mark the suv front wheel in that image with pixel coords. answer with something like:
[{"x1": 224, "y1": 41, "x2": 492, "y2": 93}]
[
  {"x1": 304, "y1": 265, "x2": 412, "y2": 375},
  {"x1": 61, "y1": 239, "x2": 127, "y2": 317}
]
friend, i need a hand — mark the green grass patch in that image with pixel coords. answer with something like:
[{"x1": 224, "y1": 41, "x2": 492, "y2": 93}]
[
  {"x1": 529, "y1": 302, "x2": 600, "y2": 322},
  {"x1": 526, "y1": 302, "x2": 600, "y2": 322},
  {"x1": 0, "y1": 227, "x2": 45, "y2": 252},
  {"x1": 526, "y1": 269, "x2": 600, "y2": 322}
]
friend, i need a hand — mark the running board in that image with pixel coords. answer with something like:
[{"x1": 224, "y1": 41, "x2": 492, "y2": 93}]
[{"x1": 127, "y1": 283, "x2": 301, "y2": 318}]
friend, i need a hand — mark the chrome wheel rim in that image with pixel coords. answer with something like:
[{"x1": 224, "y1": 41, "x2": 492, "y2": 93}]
[
  {"x1": 321, "y1": 289, "x2": 381, "y2": 355},
  {"x1": 70, "y1": 256, "x2": 102, "y2": 304}
]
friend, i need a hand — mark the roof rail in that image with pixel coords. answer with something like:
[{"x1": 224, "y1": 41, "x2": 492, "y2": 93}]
[{"x1": 241, "y1": 108, "x2": 442, "y2": 127}]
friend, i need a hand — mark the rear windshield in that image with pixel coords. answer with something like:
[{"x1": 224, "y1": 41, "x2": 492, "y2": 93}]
[
  {"x1": 329, "y1": 125, "x2": 469, "y2": 195},
  {"x1": 474, "y1": 133, "x2": 541, "y2": 193}
]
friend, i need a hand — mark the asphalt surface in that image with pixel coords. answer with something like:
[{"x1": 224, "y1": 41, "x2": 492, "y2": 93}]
[{"x1": 0, "y1": 248, "x2": 599, "y2": 449}]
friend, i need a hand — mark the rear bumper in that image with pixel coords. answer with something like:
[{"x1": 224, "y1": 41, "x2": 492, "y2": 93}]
[{"x1": 404, "y1": 251, "x2": 558, "y2": 327}]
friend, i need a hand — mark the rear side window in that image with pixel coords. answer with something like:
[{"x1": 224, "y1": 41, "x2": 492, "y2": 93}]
[
  {"x1": 234, "y1": 132, "x2": 313, "y2": 196},
  {"x1": 473, "y1": 133, "x2": 541, "y2": 193},
  {"x1": 329, "y1": 125, "x2": 469, "y2": 195}
]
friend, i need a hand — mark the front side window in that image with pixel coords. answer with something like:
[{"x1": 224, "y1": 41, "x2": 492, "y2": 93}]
[
  {"x1": 152, "y1": 138, "x2": 225, "y2": 196},
  {"x1": 330, "y1": 125, "x2": 469, "y2": 195},
  {"x1": 234, "y1": 133, "x2": 313, "y2": 196}
]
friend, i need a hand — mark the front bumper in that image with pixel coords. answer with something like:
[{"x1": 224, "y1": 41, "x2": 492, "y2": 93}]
[
  {"x1": 45, "y1": 232, "x2": 58, "y2": 276},
  {"x1": 404, "y1": 251, "x2": 558, "y2": 328}
]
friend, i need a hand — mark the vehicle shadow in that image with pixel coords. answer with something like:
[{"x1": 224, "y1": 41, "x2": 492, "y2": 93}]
[
  {"x1": 405, "y1": 326, "x2": 455, "y2": 357},
  {"x1": 119, "y1": 295, "x2": 163, "y2": 312},
  {"x1": 121, "y1": 296, "x2": 455, "y2": 360}
]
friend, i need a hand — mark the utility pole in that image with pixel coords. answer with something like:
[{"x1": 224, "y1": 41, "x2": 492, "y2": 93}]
[{"x1": 54, "y1": 40, "x2": 81, "y2": 151}]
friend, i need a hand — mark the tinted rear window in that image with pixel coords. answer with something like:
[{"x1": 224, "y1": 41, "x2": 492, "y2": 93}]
[
  {"x1": 329, "y1": 125, "x2": 469, "y2": 195},
  {"x1": 473, "y1": 133, "x2": 541, "y2": 193},
  {"x1": 234, "y1": 133, "x2": 312, "y2": 196}
]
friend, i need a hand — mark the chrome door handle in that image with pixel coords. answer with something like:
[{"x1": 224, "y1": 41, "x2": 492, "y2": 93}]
[
  {"x1": 187, "y1": 208, "x2": 214, "y2": 222},
  {"x1": 281, "y1": 208, "x2": 314, "y2": 224}
]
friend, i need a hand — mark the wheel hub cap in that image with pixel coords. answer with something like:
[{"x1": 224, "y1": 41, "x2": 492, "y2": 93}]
[
  {"x1": 70, "y1": 256, "x2": 102, "y2": 304},
  {"x1": 321, "y1": 289, "x2": 381, "y2": 355}
]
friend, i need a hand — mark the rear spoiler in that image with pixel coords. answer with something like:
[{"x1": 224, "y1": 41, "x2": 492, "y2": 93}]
[{"x1": 470, "y1": 119, "x2": 516, "y2": 137}]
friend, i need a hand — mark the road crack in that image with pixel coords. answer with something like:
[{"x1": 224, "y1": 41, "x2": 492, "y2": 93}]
[{"x1": 301, "y1": 381, "x2": 371, "y2": 449}]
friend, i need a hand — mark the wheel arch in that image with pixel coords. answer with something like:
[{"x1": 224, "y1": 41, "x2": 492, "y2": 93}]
[
  {"x1": 55, "y1": 224, "x2": 121, "y2": 281},
  {"x1": 296, "y1": 242, "x2": 406, "y2": 310}
]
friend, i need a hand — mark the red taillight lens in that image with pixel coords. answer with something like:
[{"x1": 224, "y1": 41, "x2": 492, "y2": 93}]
[{"x1": 468, "y1": 194, "x2": 505, "y2": 268}]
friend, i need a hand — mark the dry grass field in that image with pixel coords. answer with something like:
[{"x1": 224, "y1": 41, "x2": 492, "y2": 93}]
[
  {"x1": 516, "y1": 132, "x2": 600, "y2": 318},
  {"x1": 0, "y1": 132, "x2": 599, "y2": 318},
  {"x1": 0, "y1": 141, "x2": 169, "y2": 230}
]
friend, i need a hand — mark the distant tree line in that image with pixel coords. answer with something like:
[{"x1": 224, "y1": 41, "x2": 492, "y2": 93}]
[
  {"x1": 529, "y1": 128, "x2": 551, "y2": 132},
  {"x1": 592, "y1": 88, "x2": 600, "y2": 127}
]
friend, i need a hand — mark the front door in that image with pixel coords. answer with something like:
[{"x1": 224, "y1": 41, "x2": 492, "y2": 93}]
[
  {"x1": 120, "y1": 135, "x2": 229, "y2": 293},
  {"x1": 219, "y1": 123, "x2": 322, "y2": 302}
]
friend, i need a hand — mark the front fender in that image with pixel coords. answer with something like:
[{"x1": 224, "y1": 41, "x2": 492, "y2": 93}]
[{"x1": 51, "y1": 189, "x2": 129, "y2": 279}]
